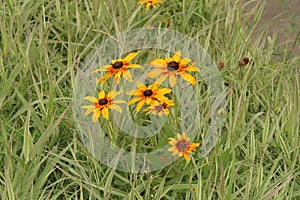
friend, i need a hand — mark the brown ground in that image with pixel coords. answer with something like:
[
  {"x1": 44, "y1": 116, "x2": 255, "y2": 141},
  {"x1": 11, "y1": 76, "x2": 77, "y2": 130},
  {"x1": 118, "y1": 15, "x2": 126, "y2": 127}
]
[{"x1": 257, "y1": 0, "x2": 300, "y2": 57}]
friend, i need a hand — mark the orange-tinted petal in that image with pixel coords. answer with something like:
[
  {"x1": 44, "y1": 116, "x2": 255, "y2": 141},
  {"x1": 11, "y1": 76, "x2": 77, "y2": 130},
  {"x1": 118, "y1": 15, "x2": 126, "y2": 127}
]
[{"x1": 183, "y1": 153, "x2": 190, "y2": 162}]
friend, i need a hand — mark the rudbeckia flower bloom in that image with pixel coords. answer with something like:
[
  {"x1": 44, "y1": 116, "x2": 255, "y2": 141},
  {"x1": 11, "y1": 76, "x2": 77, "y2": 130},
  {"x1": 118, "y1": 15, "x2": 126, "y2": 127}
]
[
  {"x1": 137, "y1": 0, "x2": 162, "y2": 10},
  {"x1": 147, "y1": 51, "x2": 199, "y2": 87},
  {"x1": 92, "y1": 51, "x2": 142, "y2": 83},
  {"x1": 144, "y1": 99, "x2": 174, "y2": 116},
  {"x1": 127, "y1": 81, "x2": 172, "y2": 112},
  {"x1": 81, "y1": 90, "x2": 126, "y2": 122},
  {"x1": 168, "y1": 132, "x2": 199, "y2": 162}
]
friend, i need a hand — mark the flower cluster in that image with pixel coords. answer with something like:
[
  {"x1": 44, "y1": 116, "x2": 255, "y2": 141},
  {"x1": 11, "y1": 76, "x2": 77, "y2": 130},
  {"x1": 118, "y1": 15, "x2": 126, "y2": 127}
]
[{"x1": 81, "y1": 50, "x2": 200, "y2": 162}]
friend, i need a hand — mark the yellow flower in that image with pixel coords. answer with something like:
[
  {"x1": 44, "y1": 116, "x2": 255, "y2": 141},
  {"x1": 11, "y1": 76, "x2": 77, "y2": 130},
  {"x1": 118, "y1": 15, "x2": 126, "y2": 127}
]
[
  {"x1": 127, "y1": 81, "x2": 172, "y2": 112},
  {"x1": 168, "y1": 132, "x2": 199, "y2": 162},
  {"x1": 137, "y1": 0, "x2": 162, "y2": 10},
  {"x1": 147, "y1": 51, "x2": 199, "y2": 87},
  {"x1": 144, "y1": 99, "x2": 174, "y2": 116},
  {"x1": 92, "y1": 51, "x2": 142, "y2": 83},
  {"x1": 81, "y1": 90, "x2": 126, "y2": 122}
]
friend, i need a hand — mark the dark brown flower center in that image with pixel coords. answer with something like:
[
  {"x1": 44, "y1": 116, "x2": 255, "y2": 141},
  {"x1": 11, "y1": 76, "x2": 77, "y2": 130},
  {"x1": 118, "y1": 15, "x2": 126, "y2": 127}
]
[
  {"x1": 98, "y1": 98, "x2": 108, "y2": 105},
  {"x1": 167, "y1": 61, "x2": 179, "y2": 71},
  {"x1": 143, "y1": 90, "x2": 153, "y2": 97},
  {"x1": 112, "y1": 61, "x2": 123, "y2": 69},
  {"x1": 176, "y1": 140, "x2": 188, "y2": 151}
]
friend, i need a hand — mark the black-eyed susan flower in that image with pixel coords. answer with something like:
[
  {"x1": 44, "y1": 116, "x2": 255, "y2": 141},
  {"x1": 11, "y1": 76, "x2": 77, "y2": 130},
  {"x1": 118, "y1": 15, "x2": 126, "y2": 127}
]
[
  {"x1": 92, "y1": 51, "x2": 142, "y2": 83},
  {"x1": 138, "y1": 0, "x2": 162, "y2": 10},
  {"x1": 127, "y1": 81, "x2": 172, "y2": 112},
  {"x1": 147, "y1": 51, "x2": 199, "y2": 87},
  {"x1": 82, "y1": 90, "x2": 126, "y2": 122},
  {"x1": 144, "y1": 99, "x2": 174, "y2": 116},
  {"x1": 168, "y1": 132, "x2": 199, "y2": 162}
]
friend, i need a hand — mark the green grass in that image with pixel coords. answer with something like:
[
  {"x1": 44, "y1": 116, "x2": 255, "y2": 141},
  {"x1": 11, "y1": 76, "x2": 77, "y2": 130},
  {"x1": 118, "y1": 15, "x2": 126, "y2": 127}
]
[{"x1": 0, "y1": 0, "x2": 299, "y2": 199}]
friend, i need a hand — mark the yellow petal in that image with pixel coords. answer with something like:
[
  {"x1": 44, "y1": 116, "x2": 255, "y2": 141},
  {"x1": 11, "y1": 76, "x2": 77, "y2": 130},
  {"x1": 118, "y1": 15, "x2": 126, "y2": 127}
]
[
  {"x1": 98, "y1": 91, "x2": 106, "y2": 99},
  {"x1": 92, "y1": 109, "x2": 101, "y2": 123},
  {"x1": 84, "y1": 96, "x2": 98, "y2": 103},
  {"x1": 180, "y1": 58, "x2": 191, "y2": 65},
  {"x1": 146, "y1": 69, "x2": 162, "y2": 78},
  {"x1": 169, "y1": 73, "x2": 177, "y2": 87},
  {"x1": 123, "y1": 71, "x2": 133, "y2": 82},
  {"x1": 169, "y1": 138, "x2": 177, "y2": 145},
  {"x1": 177, "y1": 133, "x2": 182, "y2": 140},
  {"x1": 114, "y1": 71, "x2": 122, "y2": 83},
  {"x1": 155, "y1": 74, "x2": 168, "y2": 85},
  {"x1": 168, "y1": 146, "x2": 175, "y2": 152},
  {"x1": 180, "y1": 72, "x2": 197, "y2": 85},
  {"x1": 136, "y1": 100, "x2": 145, "y2": 112},
  {"x1": 149, "y1": 59, "x2": 167, "y2": 68},
  {"x1": 126, "y1": 64, "x2": 143, "y2": 69},
  {"x1": 172, "y1": 51, "x2": 181, "y2": 62},
  {"x1": 107, "y1": 90, "x2": 121, "y2": 99},
  {"x1": 149, "y1": 83, "x2": 160, "y2": 91},
  {"x1": 156, "y1": 88, "x2": 172, "y2": 95},
  {"x1": 97, "y1": 74, "x2": 111, "y2": 83},
  {"x1": 113, "y1": 100, "x2": 127, "y2": 104},
  {"x1": 102, "y1": 107, "x2": 109, "y2": 120},
  {"x1": 136, "y1": 81, "x2": 147, "y2": 90},
  {"x1": 185, "y1": 65, "x2": 199, "y2": 72},
  {"x1": 145, "y1": 97, "x2": 152, "y2": 105},
  {"x1": 81, "y1": 105, "x2": 94, "y2": 109},
  {"x1": 84, "y1": 108, "x2": 94, "y2": 116},
  {"x1": 154, "y1": 95, "x2": 169, "y2": 102},
  {"x1": 128, "y1": 97, "x2": 142, "y2": 105},
  {"x1": 146, "y1": 3, "x2": 151, "y2": 10},
  {"x1": 110, "y1": 104, "x2": 123, "y2": 113},
  {"x1": 127, "y1": 89, "x2": 143, "y2": 96},
  {"x1": 123, "y1": 51, "x2": 140, "y2": 62},
  {"x1": 91, "y1": 65, "x2": 111, "y2": 74}
]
